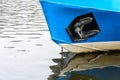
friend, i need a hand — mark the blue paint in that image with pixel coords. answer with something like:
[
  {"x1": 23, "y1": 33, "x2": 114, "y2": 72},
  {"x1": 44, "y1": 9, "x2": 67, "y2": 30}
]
[{"x1": 40, "y1": 0, "x2": 120, "y2": 44}]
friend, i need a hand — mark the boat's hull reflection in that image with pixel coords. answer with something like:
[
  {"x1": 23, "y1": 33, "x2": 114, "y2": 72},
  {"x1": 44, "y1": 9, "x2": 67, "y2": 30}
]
[
  {"x1": 49, "y1": 51, "x2": 120, "y2": 80},
  {"x1": 57, "y1": 66, "x2": 120, "y2": 80}
]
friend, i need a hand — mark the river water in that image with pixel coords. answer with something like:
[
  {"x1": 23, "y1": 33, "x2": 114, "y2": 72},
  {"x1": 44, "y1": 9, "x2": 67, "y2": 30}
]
[
  {"x1": 0, "y1": 0, "x2": 61, "y2": 80},
  {"x1": 1, "y1": 0, "x2": 120, "y2": 80}
]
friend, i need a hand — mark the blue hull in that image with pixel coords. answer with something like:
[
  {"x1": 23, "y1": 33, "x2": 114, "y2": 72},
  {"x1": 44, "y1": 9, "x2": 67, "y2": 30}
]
[{"x1": 40, "y1": 0, "x2": 120, "y2": 44}]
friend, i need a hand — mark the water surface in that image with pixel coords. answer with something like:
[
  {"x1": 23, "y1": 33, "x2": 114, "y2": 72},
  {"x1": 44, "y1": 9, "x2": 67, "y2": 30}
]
[{"x1": 0, "y1": 0, "x2": 61, "y2": 80}]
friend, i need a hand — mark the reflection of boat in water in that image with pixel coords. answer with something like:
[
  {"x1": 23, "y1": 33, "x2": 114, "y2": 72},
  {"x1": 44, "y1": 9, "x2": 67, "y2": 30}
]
[
  {"x1": 60, "y1": 73, "x2": 97, "y2": 80},
  {"x1": 49, "y1": 51, "x2": 120, "y2": 80},
  {"x1": 40, "y1": 0, "x2": 120, "y2": 53},
  {"x1": 58, "y1": 66, "x2": 120, "y2": 80}
]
